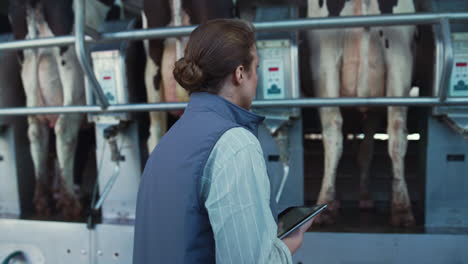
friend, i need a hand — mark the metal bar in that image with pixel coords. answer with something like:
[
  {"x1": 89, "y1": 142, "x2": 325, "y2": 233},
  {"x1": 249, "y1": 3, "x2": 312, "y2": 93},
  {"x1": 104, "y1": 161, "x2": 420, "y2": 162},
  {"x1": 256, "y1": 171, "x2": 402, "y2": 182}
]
[
  {"x1": 0, "y1": 105, "x2": 103, "y2": 115},
  {"x1": 249, "y1": 97, "x2": 467, "y2": 107},
  {"x1": 2, "y1": 13, "x2": 468, "y2": 51},
  {"x1": 98, "y1": 25, "x2": 194, "y2": 42},
  {"x1": 93, "y1": 12, "x2": 468, "y2": 43},
  {"x1": 85, "y1": 26, "x2": 102, "y2": 40},
  {"x1": 439, "y1": 18, "x2": 454, "y2": 102},
  {"x1": 74, "y1": 0, "x2": 109, "y2": 108},
  {"x1": 0, "y1": 36, "x2": 77, "y2": 51},
  {"x1": 0, "y1": 97, "x2": 467, "y2": 116},
  {"x1": 94, "y1": 165, "x2": 120, "y2": 210},
  {"x1": 253, "y1": 12, "x2": 468, "y2": 32}
]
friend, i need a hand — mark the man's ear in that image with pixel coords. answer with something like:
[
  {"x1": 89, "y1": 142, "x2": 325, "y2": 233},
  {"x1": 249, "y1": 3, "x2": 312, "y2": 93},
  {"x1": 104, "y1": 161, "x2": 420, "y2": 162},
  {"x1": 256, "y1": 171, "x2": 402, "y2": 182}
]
[{"x1": 234, "y1": 65, "x2": 245, "y2": 85}]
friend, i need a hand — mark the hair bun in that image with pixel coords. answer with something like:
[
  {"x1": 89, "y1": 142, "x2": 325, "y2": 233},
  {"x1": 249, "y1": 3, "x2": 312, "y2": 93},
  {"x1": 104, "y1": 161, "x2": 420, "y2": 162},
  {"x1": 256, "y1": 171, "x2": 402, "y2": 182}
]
[{"x1": 173, "y1": 58, "x2": 205, "y2": 91}]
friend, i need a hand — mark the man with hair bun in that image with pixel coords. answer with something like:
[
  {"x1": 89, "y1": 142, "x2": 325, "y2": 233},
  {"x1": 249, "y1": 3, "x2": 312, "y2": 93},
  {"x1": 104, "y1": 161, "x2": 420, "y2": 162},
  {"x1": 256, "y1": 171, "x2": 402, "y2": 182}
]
[{"x1": 133, "y1": 19, "x2": 311, "y2": 264}]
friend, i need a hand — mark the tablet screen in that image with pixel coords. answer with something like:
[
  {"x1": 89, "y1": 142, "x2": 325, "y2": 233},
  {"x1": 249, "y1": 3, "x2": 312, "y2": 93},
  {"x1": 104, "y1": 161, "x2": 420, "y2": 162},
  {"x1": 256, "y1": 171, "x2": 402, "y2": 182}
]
[{"x1": 277, "y1": 205, "x2": 327, "y2": 239}]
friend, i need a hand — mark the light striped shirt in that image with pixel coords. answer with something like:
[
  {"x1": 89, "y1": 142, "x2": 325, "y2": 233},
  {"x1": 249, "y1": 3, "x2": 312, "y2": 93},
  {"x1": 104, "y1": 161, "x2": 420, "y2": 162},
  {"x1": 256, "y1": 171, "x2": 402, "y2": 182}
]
[{"x1": 200, "y1": 127, "x2": 293, "y2": 264}]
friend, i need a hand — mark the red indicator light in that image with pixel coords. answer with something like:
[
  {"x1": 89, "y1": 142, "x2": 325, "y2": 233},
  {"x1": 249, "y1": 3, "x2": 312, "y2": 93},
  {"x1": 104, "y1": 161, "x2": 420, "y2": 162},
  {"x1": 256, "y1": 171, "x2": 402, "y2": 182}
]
[
  {"x1": 269, "y1": 67, "x2": 279, "y2": 72},
  {"x1": 456, "y1": 62, "x2": 467, "y2": 67},
  {"x1": 103, "y1": 76, "x2": 112, "y2": 80}
]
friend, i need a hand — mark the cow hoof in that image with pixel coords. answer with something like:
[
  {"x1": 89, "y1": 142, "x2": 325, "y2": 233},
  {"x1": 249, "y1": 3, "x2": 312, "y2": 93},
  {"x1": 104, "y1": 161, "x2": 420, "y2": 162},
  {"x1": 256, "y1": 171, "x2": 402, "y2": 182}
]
[
  {"x1": 33, "y1": 195, "x2": 51, "y2": 217},
  {"x1": 390, "y1": 205, "x2": 415, "y2": 227},
  {"x1": 315, "y1": 200, "x2": 340, "y2": 225},
  {"x1": 33, "y1": 181, "x2": 52, "y2": 217},
  {"x1": 58, "y1": 194, "x2": 83, "y2": 221},
  {"x1": 359, "y1": 199, "x2": 375, "y2": 211},
  {"x1": 54, "y1": 187, "x2": 82, "y2": 221},
  {"x1": 63, "y1": 201, "x2": 83, "y2": 221}
]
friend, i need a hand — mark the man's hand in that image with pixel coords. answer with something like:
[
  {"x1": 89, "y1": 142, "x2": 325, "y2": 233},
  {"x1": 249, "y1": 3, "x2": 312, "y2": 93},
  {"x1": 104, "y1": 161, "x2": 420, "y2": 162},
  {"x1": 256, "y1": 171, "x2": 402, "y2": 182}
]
[{"x1": 280, "y1": 219, "x2": 313, "y2": 255}]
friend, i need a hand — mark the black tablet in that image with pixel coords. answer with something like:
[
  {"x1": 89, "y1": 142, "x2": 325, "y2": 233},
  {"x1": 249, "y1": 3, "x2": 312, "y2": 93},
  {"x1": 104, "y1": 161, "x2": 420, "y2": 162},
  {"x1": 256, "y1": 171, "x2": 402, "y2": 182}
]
[{"x1": 277, "y1": 204, "x2": 327, "y2": 239}]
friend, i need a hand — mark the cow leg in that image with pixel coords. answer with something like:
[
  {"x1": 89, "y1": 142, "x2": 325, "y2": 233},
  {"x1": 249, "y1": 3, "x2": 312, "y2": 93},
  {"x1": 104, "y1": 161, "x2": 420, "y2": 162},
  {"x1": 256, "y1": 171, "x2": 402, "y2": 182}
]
[
  {"x1": 383, "y1": 26, "x2": 416, "y2": 227},
  {"x1": 310, "y1": 30, "x2": 344, "y2": 224},
  {"x1": 142, "y1": 5, "x2": 170, "y2": 152},
  {"x1": 161, "y1": 8, "x2": 190, "y2": 106},
  {"x1": 387, "y1": 105, "x2": 414, "y2": 227},
  {"x1": 145, "y1": 55, "x2": 167, "y2": 152},
  {"x1": 385, "y1": 62, "x2": 415, "y2": 226},
  {"x1": 54, "y1": 114, "x2": 82, "y2": 220},
  {"x1": 54, "y1": 47, "x2": 84, "y2": 220},
  {"x1": 161, "y1": 37, "x2": 190, "y2": 105},
  {"x1": 21, "y1": 50, "x2": 53, "y2": 217},
  {"x1": 316, "y1": 106, "x2": 343, "y2": 224},
  {"x1": 29, "y1": 117, "x2": 52, "y2": 217},
  {"x1": 358, "y1": 113, "x2": 379, "y2": 210}
]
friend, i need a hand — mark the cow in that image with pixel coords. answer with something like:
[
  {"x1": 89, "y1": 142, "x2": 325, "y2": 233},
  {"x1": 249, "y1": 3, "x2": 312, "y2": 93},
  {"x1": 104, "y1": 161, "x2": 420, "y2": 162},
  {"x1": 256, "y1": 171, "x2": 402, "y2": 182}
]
[
  {"x1": 142, "y1": 0, "x2": 235, "y2": 151},
  {"x1": 8, "y1": 0, "x2": 119, "y2": 220},
  {"x1": 307, "y1": 0, "x2": 417, "y2": 227}
]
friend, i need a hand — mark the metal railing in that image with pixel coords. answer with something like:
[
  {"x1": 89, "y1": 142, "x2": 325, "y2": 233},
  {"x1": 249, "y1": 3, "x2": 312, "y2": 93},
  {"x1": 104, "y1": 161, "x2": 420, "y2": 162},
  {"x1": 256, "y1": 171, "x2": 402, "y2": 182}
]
[
  {"x1": 0, "y1": 97, "x2": 467, "y2": 116},
  {"x1": 0, "y1": 1, "x2": 467, "y2": 116},
  {"x1": 2, "y1": 12, "x2": 468, "y2": 51},
  {"x1": 438, "y1": 18, "x2": 454, "y2": 102},
  {"x1": 74, "y1": 0, "x2": 109, "y2": 108}
]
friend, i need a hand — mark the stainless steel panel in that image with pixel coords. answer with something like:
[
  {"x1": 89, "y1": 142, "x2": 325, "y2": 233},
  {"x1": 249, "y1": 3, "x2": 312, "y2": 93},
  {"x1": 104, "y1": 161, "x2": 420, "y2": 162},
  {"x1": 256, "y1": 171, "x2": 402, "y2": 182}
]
[
  {"x1": 0, "y1": 126, "x2": 21, "y2": 217},
  {"x1": 0, "y1": 219, "x2": 135, "y2": 264},
  {"x1": 93, "y1": 223, "x2": 134, "y2": 263},
  {"x1": 2, "y1": 219, "x2": 467, "y2": 264},
  {"x1": 425, "y1": 116, "x2": 468, "y2": 228},
  {"x1": 0, "y1": 219, "x2": 90, "y2": 264},
  {"x1": 294, "y1": 232, "x2": 468, "y2": 264}
]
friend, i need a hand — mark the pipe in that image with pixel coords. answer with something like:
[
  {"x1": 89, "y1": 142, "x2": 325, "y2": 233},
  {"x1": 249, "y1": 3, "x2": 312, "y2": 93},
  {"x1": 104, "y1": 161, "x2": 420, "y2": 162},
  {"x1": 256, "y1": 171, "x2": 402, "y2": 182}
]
[
  {"x1": 74, "y1": 0, "x2": 109, "y2": 108},
  {"x1": 438, "y1": 18, "x2": 454, "y2": 102},
  {"x1": 2, "y1": 13, "x2": 468, "y2": 51},
  {"x1": 253, "y1": 12, "x2": 468, "y2": 32},
  {"x1": 94, "y1": 164, "x2": 120, "y2": 210},
  {"x1": 0, "y1": 97, "x2": 467, "y2": 116}
]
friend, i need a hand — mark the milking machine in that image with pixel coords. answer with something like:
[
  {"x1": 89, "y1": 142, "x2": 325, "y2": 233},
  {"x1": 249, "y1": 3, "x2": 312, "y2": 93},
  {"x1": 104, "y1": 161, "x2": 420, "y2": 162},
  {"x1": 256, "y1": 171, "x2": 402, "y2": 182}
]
[
  {"x1": 0, "y1": 20, "x2": 140, "y2": 263},
  {"x1": 425, "y1": 24, "x2": 468, "y2": 229},
  {"x1": 248, "y1": 5, "x2": 304, "y2": 213},
  {"x1": 0, "y1": 34, "x2": 33, "y2": 220},
  {"x1": 85, "y1": 19, "x2": 143, "y2": 224}
]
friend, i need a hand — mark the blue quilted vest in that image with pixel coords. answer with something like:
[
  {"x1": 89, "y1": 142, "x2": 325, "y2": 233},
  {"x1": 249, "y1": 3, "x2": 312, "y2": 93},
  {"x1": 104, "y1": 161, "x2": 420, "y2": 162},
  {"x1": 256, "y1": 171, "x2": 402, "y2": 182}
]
[{"x1": 133, "y1": 92, "x2": 275, "y2": 263}]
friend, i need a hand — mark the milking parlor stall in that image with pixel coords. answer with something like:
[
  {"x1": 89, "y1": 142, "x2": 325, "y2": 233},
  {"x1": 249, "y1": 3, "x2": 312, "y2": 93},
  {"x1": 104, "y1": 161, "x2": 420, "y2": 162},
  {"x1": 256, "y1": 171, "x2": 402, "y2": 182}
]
[{"x1": 0, "y1": 0, "x2": 468, "y2": 263}]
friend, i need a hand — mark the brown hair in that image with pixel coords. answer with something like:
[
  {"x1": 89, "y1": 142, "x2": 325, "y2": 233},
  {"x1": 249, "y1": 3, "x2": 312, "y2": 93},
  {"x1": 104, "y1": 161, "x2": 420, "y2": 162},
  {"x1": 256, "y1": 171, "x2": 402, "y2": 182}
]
[{"x1": 173, "y1": 19, "x2": 256, "y2": 94}]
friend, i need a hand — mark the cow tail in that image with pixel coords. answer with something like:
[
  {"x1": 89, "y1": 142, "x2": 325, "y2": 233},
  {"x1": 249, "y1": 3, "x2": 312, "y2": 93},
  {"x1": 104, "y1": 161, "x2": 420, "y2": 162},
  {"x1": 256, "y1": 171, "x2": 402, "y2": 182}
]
[
  {"x1": 141, "y1": 11, "x2": 149, "y2": 57},
  {"x1": 27, "y1": 7, "x2": 42, "y2": 107},
  {"x1": 358, "y1": 26, "x2": 371, "y2": 98}
]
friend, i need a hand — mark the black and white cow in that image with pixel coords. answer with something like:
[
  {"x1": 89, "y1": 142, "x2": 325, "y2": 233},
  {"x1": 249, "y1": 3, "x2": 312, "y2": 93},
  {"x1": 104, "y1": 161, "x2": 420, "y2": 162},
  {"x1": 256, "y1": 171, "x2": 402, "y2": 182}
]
[
  {"x1": 142, "y1": 0, "x2": 235, "y2": 151},
  {"x1": 9, "y1": 0, "x2": 118, "y2": 220},
  {"x1": 307, "y1": 0, "x2": 417, "y2": 226}
]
